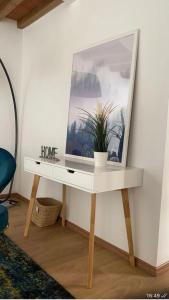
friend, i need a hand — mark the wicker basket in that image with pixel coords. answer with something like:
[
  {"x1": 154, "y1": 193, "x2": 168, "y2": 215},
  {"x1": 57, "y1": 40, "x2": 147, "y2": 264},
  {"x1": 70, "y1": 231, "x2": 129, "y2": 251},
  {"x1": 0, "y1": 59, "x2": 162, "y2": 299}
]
[{"x1": 32, "y1": 198, "x2": 62, "y2": 228}]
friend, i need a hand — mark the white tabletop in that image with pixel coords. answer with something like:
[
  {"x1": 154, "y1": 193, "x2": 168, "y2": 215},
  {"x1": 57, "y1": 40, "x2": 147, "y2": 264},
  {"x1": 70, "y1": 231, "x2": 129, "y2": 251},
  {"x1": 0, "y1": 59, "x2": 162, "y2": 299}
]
[{"x1": 26, "y1": 156, "x2": 142, "y2": 175}]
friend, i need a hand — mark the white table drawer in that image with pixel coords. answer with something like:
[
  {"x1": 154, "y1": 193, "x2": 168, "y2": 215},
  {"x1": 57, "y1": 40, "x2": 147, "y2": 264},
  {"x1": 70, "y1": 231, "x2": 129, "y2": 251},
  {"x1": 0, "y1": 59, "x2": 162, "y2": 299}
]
[
  {"x1": 53, "y1": 166, "x2": 93, "y2": 191},
  {"x1": 24, "y1": 159, "x2": 52, "y2": 178}
]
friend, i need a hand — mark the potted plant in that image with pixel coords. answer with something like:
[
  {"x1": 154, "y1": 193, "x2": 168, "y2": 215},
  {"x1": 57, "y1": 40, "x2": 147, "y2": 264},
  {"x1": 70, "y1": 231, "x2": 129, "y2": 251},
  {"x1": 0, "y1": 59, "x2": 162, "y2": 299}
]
[{"x1": 79, "y1": 102, "x2": 117, "y2": 167}]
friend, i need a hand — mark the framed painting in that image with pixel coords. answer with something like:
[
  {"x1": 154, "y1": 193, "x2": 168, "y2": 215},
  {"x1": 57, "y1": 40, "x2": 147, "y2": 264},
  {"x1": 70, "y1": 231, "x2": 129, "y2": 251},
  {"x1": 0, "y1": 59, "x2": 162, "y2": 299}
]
[{"x1": 65, "y1": 30, "x2": 138, "y2": 166}]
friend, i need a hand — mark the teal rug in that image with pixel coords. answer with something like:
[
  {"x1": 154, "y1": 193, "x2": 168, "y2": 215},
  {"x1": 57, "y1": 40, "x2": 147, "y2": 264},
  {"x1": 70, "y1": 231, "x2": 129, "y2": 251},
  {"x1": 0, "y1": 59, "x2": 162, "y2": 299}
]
[{"x1": 0, "y1": 234, "x2": 74, "y2": 299}]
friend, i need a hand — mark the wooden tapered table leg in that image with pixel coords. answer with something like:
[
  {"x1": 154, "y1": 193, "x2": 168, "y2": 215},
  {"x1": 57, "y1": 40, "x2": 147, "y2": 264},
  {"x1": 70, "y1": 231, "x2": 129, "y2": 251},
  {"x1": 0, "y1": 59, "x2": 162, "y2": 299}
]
[
  {"x1": 24, "y1": 174, "x2": 40, "y2": 237},
  {"x1": 121, "y1": 188, "x2": 135, "y2": 267},
  {"x1": 87, "y1": 193, "x2": 96, "y2": 289},
  {"x1": 62, "y1": 184, "x2": 66, "y2": 227}
]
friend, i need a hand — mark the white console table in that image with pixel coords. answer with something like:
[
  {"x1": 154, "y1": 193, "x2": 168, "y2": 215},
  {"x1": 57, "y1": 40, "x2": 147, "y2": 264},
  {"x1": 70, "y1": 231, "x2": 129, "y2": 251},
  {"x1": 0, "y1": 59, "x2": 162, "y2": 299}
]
[{"x1": 24, "y1": 156, "x2": 143, "y2": 288}]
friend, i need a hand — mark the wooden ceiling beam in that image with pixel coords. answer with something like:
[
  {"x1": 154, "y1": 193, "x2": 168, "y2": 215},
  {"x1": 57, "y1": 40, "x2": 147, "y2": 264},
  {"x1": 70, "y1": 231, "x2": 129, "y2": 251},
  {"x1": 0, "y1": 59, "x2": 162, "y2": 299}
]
[
  {"x1": 0, "y1": 0, "x2": 24, "y2": 20},
  {"x1": 17, "y1": 0, "x2": 63, "y2": 29}
]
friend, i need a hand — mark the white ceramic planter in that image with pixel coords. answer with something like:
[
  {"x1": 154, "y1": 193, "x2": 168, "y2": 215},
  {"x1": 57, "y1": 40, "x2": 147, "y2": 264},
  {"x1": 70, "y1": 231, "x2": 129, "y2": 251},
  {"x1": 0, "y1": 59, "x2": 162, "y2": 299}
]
[{"x1": 94, "y1": 152, "x2": 108, "y2": 167}]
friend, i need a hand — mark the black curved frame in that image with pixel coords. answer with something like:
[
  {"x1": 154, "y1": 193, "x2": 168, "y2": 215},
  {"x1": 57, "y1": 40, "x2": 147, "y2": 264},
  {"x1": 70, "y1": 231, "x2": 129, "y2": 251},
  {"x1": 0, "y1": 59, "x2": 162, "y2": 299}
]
[{"x1": 0, "y1": 58, "x2": 18, "y2": 202}]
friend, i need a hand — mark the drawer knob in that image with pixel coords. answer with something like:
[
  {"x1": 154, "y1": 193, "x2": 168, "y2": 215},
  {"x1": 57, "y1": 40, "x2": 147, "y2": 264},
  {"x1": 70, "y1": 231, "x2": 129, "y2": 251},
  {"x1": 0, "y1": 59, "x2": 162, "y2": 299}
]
[
  {"x1": 67, "y1": 169, "x2": 75, "y2": 174},
  {"x1": 35, "y1": 161, "x2": 41, "y2": 165}
]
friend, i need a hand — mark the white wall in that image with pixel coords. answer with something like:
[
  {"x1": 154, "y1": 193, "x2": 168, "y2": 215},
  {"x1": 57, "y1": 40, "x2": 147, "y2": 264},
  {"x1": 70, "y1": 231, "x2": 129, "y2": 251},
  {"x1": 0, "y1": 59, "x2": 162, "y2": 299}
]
[
  {"x1": 157, "y1": 104, "x2": 169, "y2": 265},
  {"x1": 0, "y1": 19, "x2": 23, "y2": 193},
  {"x1": 18, "y1": 0, "x2": 169, "y2": 266}
]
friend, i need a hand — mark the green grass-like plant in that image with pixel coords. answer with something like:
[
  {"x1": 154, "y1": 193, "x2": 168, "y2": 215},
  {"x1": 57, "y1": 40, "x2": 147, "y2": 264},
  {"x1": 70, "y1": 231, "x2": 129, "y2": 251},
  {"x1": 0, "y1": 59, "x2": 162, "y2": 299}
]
[{"x1": 79, "y1": 103, "x2": 117, "y2": 152}]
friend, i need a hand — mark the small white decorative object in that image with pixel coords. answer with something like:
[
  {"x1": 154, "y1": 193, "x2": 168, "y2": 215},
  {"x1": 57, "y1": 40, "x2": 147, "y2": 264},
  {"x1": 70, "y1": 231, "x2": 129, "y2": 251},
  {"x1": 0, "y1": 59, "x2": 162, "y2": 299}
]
[{"x1": 94, "y1": 152, "x2": 108, "y2": 167}]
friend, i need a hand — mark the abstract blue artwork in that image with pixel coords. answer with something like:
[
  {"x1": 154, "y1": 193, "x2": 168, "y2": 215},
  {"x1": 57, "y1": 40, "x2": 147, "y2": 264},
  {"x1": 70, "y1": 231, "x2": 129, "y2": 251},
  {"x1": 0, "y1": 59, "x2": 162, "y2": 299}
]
[{"x1": 66, "y1": 32, "x2": 138, "y2": 166}]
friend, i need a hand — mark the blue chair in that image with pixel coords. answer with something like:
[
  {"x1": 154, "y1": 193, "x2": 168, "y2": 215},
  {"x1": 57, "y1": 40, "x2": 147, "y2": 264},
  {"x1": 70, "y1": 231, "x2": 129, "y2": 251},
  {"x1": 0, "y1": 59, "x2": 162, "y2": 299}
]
[
  {"x1": 0, "y1": 148, "x2": 16, "y2": 232},
  {"x1": 0, "y1": 205, "x2": 8, "y2": 233}
]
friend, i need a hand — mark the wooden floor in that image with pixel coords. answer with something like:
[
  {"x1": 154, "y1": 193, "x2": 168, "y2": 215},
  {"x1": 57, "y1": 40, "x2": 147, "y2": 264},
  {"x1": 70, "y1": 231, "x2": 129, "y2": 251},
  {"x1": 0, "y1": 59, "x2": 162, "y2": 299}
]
[{"x1": 5, "y1": 200, "x2": 169, "y2": 299}]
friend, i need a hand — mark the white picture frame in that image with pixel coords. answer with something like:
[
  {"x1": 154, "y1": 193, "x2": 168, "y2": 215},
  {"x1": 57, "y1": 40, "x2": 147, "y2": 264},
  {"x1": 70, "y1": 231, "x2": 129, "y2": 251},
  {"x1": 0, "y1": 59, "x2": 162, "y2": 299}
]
[{"x1": 65, "y1": 30, "x2": 139, "y2": 167}]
